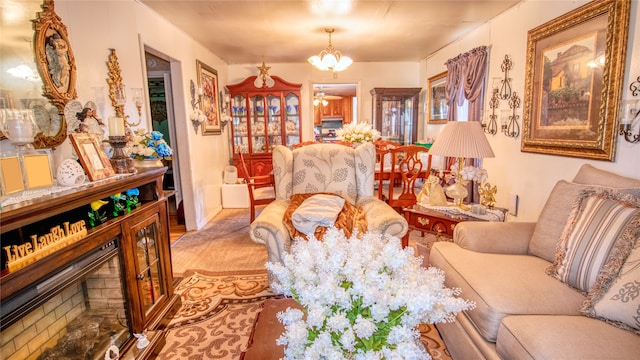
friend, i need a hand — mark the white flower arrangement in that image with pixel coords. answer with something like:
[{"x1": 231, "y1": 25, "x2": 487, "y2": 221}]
[
  {"x1": 336, "y1": 123, "x2": 381, "y2": 143},
  {"x1": 190, "y1": 108, "x2": 207, "y2": 125},
  {"x1": 450, "y1": 164, "x2": 488, "y2": 184},
  {"x1": 127, "y1": 129, "x2": 173, "y2": 160},
  {"x1": 266, "y1": 229, "x2": 475, "y2": 359}
]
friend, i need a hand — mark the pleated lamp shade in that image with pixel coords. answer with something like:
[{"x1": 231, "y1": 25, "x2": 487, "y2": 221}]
[{"x1": 428, "y1": 121, "x2": 495, "y2": 159}]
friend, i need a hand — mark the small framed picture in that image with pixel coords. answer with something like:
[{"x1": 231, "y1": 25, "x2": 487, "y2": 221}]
[
  {"x1": 69, "y1": 133, "x2": 115, "y2": 181},
  {"x1": 428, "y1": 71, "x2": 448, "y2": 124},
  {"x1": 0, "y1": 155, "x2": 25, "y2": 195},
  {"x1": 22, "y1": 152, "x2": 54, "y2": 189},
  {"x1": 196, "y1": 60, "x2": 221, "y2": 135}
]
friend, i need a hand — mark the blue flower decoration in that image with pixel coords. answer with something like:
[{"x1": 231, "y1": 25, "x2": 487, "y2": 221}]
[
  {"x1": 150, "y1": 131, "x2": 164, "y2": 141},
  {"x1": 156, "y1": 142, "x2": 173, "y2": 158},
  {"x1": 125, "y1": 188, "x2": 139, "y2": 196}
]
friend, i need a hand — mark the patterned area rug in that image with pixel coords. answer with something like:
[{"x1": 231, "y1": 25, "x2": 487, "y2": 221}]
[{"x1": 158, "y1": 271, "x2": 452, "y2": 360}]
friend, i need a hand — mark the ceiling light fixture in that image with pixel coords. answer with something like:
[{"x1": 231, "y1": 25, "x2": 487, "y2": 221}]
[
  {"x1": 308, "y1": 28, "x2": 352, "y2": 72},
  {"x1": 7, "y1": 64, "x2": 40, "y2": 82}
]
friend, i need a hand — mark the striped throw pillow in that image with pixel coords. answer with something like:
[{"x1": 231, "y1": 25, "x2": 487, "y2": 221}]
[{"x1": 547, "y1": 189, "x2": 640, "y2": 293}]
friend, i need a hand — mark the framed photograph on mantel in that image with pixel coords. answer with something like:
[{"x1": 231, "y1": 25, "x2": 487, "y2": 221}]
[
  {"x1": 69, "y1": 133, "x2": 115, "y2": 181},
  {"x1": 196, "y1": 60, "x2": 221, "y2": 135},
  {"x1": 521, "y1": 0, "x2": 630, "y2": 161},
  {"x1": 427, "y1": 71, "x2": 448, "y2": 124}
]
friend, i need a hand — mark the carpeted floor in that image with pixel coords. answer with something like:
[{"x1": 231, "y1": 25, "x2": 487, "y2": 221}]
[{"x1": 158, "y1": 271, "x2": 451, "y2": 360}]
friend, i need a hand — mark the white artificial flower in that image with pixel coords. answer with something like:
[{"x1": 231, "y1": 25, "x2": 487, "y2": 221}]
[{"x1": 267, "y1": 230, "x2": 474, "y2": 359}]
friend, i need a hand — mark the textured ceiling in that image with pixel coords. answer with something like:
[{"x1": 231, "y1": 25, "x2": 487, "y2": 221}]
[{"x1": 139, "y1": 0, "x2": 520, "y2": 64}]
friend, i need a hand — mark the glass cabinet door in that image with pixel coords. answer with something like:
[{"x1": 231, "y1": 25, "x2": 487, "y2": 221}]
[
  {"x1": 250, "y1": 94, "x2": 267, "y2": 153},
  {"x1": 232, "y1": 94, "x2": 249, "y2": 153},
  {"x1": 284, "y1": 92, "x2": 300, "y2": 148},
  {"x1": 133, "y1": 214, "x2": 165, "y2": 316},
  {"x1": 266, "y1": 94, "x2": 282, "y2": 151}
]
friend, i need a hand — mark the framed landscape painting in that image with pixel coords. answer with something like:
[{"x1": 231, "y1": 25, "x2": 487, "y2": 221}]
[
  {"x1": 196, "y1": 60, "x2": 221, "y2": 135},
  {"x1": 521, "y1": 0, "x2": 630, "y2": 161},
  {"x1": 427, "y1": 71, "x2": 448, "y2": 124}
]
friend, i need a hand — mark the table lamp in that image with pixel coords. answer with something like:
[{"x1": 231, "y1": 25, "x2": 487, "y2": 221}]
[{"x1": 428, "y1": 121, "x2": 495, "y2": 210}]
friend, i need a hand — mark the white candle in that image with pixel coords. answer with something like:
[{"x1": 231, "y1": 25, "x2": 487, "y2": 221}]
[
  {"x1": 108, "y1": 116, "x2": 125, "y2": 136},
  {"x1": 621, "y1": 102, "x2": 632, "y2": 125}
]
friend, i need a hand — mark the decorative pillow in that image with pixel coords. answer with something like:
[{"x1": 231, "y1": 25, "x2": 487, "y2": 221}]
[
  {"x1": 546, "y1": 189, "x2": 640, "y2": 293},
  {"x1": 284, "y1": 193, "x2": 367, "y2": 241},
  {"x1": 529, "y1": 181, "x2": 640, "y2": 262},
  {"x1": 292, "y1": 144, "x2": 358, "y2": 204},
  {"x1": 581, "y1": 237, "x2": 640, "y2": 335},
  {"x1": 291, "y1": 194, "x2": 345, "y2": 234}
]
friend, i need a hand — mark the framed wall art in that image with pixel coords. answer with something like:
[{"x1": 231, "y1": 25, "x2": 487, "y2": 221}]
[
  {"x1": 427, "y1": 71, "x2": 448, "y2": 124},
  {"x1": 69, "y1": 133, "x2": 115, "y2": 181},
  {"x1": 521, "y1": 0, "x2": 631, "y2": 161},
  {"x1": 196, "y1": 60, "x2": 221, "y2": 135}
]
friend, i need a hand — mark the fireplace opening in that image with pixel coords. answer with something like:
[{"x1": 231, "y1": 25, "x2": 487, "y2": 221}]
[{"x1": 1, "y1": 240, "x2": 132, "y2": 360}]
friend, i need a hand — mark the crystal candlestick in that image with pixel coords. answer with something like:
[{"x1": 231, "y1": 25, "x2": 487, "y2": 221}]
[{"x1": 109, "y1": 136, "x2": 132, "y2": 174}]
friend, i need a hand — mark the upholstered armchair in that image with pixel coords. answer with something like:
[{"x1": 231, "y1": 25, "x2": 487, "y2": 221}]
[{"x1": 249, "y1": 143, "x2": 408, "y2": 285}]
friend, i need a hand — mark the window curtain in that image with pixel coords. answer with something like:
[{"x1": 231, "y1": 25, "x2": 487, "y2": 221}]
[
  {"x1": 443, "y1": 45, "x2": 489, "y2": 203},
  {"x1": 444, "y1": 45, "x2": 488, "y2": 122}
]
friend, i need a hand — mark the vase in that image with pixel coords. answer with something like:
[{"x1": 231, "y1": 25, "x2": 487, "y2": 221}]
[{"x1": 133, "y1": 158, "x2": 163, "y2": 169}]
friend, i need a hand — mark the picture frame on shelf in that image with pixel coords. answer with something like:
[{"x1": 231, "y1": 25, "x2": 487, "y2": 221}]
[
  {"x1": 427, "y1": 71, "x2": 448, "y2": 124},
  {"x1": 69, "y1": 133, "x2": 115, "y2": 181},
  {"x1": 22, "y1": 152, "x2": 54, "y2": 189},
  {"x1": 196, "y1": 60, "x2": 221, "y2": 135},
  {"x1": 521, "y1": 0, "x2": 630, "y2": 161},
  {"x1": 0, "y1": 155, "x2": 25, "y2": 195}
]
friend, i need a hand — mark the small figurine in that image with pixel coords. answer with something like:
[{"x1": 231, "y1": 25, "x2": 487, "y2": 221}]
[
  {"x1": 479, "y1": 182, "x2": 497, "y2": 208},
  {"x1": 134, "y1": 331, "x2": 150, "y2": 349}
]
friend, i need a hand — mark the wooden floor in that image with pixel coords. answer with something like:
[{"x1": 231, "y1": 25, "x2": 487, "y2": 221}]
[{"x1": 169, "y1": 214, "x2": 186, "y2": 243}]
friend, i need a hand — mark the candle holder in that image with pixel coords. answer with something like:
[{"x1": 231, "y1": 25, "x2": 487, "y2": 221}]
[{"x1": 109, "y1": 135, "x2": 133, "y2": 174}]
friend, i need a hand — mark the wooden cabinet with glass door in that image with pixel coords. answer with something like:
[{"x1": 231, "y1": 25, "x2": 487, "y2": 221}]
[
  {"x1": 228, "y1": 76, "x2": 302, "y2": 177},
  {"x1": 371, "y1": 88, "x2": 421, "y2": 145}
]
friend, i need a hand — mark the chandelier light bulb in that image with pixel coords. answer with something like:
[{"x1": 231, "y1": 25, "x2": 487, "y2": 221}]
[{"x1": 308, "y1": 28, "x2": 352, "y2": 72}]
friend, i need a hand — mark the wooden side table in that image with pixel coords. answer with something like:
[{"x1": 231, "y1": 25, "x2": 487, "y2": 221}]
[{"x1": 402, "y1": 204, "x2": 504, "y2": 248}]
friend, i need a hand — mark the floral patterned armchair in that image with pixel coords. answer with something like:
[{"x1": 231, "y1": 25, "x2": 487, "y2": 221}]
[{"x1": 249, "y1": 143, "x2": 408, "y2": 287}]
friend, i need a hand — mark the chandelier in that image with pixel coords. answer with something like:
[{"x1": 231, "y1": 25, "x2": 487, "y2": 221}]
[{"x1": 308, "y1": 28, "x2": 353, "y2": 72}]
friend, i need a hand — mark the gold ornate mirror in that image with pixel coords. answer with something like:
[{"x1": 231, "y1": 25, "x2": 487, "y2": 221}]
[{"x1": 31, "y1": 0, "x2": 77, "y2": 148}]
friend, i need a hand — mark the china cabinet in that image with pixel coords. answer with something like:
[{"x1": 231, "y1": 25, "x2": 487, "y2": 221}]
[
  {"x1": 0, "y1": 168, "x2": 179, "y2": 360},
  {"x1": 371, "y1": 88, "x2": 421, "y2": 145},
  {"x1": 227, "y1": 76, "x2": 302, "y2": 177}
]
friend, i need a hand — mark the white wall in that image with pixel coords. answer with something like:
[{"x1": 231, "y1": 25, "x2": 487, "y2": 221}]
[
  {"x1": 423, "y1": 0, "x2": 640, "y2": 221},
  {"x1": 53, "y1": 0, "x2": 230, "y2": 230}
]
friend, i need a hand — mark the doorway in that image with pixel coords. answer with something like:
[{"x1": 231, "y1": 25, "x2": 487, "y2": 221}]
[
  {"x1": 312, "y1": 83, "x2": 357, "y2": 142},
  {"x1": 144, "y1": 50, "x2": 185, "y2": 242}
]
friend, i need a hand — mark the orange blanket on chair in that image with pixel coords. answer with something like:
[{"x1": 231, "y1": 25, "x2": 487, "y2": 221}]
[{"x1": 284, "y1": 193, "x2": 368, "y2": 240}]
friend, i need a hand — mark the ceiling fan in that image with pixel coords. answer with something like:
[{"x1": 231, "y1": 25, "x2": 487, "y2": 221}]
[{"x1": 313, "y1": 86, "x2": 342, "y2": 106}]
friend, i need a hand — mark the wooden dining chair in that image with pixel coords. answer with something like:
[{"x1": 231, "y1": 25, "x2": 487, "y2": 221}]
[
  {"x1": 373, "y1": 139, "x2": 401, "y2": 200},
  {"x1": 385, "y1": 144, "x2": 432, "y2": 211},
  {"x1": 238, "y1": 150, "x2": 276, "y2": 222}
]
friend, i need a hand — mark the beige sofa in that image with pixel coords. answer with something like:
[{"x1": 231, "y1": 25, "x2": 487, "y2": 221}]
[{"x1": 430, "y1": 164, "x2": 640, "y2": 359}]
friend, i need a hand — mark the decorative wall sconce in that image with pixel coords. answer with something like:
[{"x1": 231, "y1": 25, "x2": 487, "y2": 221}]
[
  {"x1": 618, "y1": 76, "x2": 640, "y2": 143},
  {"x1": 498, "y1": 55, "x2": 513, "y2": 100},
  {"x1": 189, "y1": 79, "x2": 206, "y2": 134},
  {"x1": 504, "y1": 92, "x2": 521, "y2": 138},
  {"x1": 483, "y1": 55, "x2": 519, "y2": 137},
  {"x1": 107, "y1": 49, "x2": 141, "y2": 127},
  {"x1": 219, "y1": 88, "x2": 231, "y2": 132},
  {"x1": 483, "y1": 87, "x2": 499, "y2": 135}
]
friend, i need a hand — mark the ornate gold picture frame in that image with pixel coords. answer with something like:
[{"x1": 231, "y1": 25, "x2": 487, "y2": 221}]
[
  {"x1": 69, "y1": 133, "x2": 115, "y2": 181},
  {"x1": 427, "y1": 71, "x2": 448, "y2": 124},
  {"x1": 521, "y1": 0, "x2": 630, "y2": 161},
  {"x1": 196, "y1": 60, "x2": 221, "y2": 135},
  {"x1": 32, "y1": 0, "x2": 77, "y2": 149}
]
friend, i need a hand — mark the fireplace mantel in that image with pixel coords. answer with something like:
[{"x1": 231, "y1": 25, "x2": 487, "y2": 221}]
[{"x1": 1, "y1": 168, "x2": 180, "y2": 359}]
